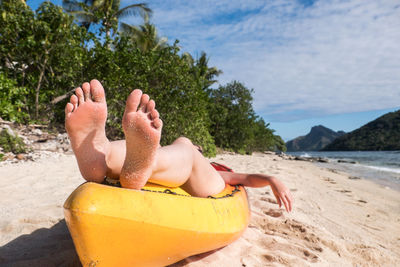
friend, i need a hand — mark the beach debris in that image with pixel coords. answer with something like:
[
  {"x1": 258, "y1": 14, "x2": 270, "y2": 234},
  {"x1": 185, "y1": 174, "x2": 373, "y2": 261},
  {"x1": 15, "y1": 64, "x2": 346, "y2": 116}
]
[
  {"x1": 2, "y1": 124, "x2": 16, "y2": 137},
  {"x1": 324, "y1": 178, "x2": 336, "y2": 184},
  {"x1": 31, "y1": 128, "x2": 43, "y2": 136},
  {"x1": 16, "y1": 154, "x2": 25, "y2": 160},
  {"x1": 2, "y1": 152, "x2": 15, "y2": 161},
  {"x1": 289, "y1": 155, "x2": 329, "y2": 163},
  {"x1": 349, "y1": 176, "x2": 361, "y2": 180},
  {"x1": 276, "y1": 152, "x2": 295, "y2": 160},
  {"x1": 0, "y1": 119, "x2": 72, "y2": 164},
  {"x1": 263, "y1": 151, "x2": 276, "y2": 155},
  {"x1": 337, "y1": 189, "x2": 352, "y2": 193},
  {"x1": 338, "y1": 159, "x2": 357, "y2": 164},
  {"x1": 295, "y1": 156, "x2": 310, "y2": 161},
  {"x1": 327, "y1": 168, "x2": 339, "y2": 173}
]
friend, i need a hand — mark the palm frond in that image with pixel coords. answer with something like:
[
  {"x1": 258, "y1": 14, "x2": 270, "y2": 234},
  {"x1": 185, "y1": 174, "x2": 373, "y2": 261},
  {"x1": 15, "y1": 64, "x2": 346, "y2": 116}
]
[
  {"x1": 152, "y1": 37, "x2": 168, "y2": 51},
  {"x1": 91, "y1": 0, "x2": 106, "y2": 9},
  {"x1": 197, "y1": 52, "x2": 209, "y2": 67},
  {"x1": 120, "y1": 22, "x2": 142, "y2": 36},
  {"x1": 111, "y1": 0, "x2": 120, "y2": 12},
  {"x1": 62, "y1": 0, "x2": 84, "y2": 12},
  {"x1": 69, "y1": 10, "x2": 97, "y2": 23},
  {"x1": 114, "y1": 3, "x2": 152, "y2": 20},
  {"x1": 83, "y1": 0, "x2": 95, "y2": 6}
]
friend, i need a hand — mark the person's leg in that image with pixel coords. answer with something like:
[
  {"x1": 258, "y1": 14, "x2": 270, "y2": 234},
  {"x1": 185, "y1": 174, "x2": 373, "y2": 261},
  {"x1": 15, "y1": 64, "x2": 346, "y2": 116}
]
[
  {"x1": 92, "y1": 137, "x2": 226, "y2": 197},
  {"x1": 65, "y1": 81, "x2": 225, "y2": 196},
  {"x1": 150, "y1": 137, "x2": 226, "y2": 197},
  {"x1": 119, "y1": 89, "x2": 225, "y2": 197}
]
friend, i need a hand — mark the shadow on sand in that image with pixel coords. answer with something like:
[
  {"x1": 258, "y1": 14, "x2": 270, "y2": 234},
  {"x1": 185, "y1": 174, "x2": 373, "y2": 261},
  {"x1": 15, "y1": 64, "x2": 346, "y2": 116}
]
[
  {"x1": 0, "y1": 219, "x2": 81, "y2": 267},
  {"x1": 0, "y1": 218, "x2": 223, "y2": 267},
  {"x1": 169, "y1": 248, "x2": 223, "y2": 267}
]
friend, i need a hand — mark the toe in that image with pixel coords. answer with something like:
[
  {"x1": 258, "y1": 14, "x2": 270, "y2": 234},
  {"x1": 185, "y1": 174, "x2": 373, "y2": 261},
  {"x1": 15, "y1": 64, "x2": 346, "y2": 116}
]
[
  {"x1": 153, "y1": 118, "x2": 163, "y2": 129},
  {"x1": 65, "y1": 102, "x2": 74, "y2": 115},
  {"x1": 126, "y1": 89, "x2": 143, "y2": 111},
  {"x1": 139, "y1": 94, "x2": 150, "y2": 111},
  {"x1": 90, "y1": 79, "x2": 106, "y2": 103},
  {"x1": 70, "y1": 94, "x2": 78, "y2": 110},
  {"x1": 150, "y1": 109, "x2": 159, "y2": 120},
  {"x1": 82, "y1": 82, "x2": 91, "y2": 101},
  {"x1": 75, "y1": 87, "x2": 84, "y2": 105},
  {"x1": 146, "y1": 99, "x2": 155, "y2": 113}
]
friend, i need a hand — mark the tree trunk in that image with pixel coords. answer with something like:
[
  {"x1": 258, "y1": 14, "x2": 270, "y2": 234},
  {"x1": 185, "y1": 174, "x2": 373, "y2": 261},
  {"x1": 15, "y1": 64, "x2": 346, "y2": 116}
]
[
  {"x1": 106, "y1": 28, "x2": 111, "y2": 49},
  {"x1": 35, "y1": 57, "x2": 47, "y2": 119}
]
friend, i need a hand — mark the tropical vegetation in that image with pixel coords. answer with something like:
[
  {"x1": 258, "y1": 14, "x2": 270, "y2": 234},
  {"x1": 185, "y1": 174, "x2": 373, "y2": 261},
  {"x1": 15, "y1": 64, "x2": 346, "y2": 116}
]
[
  {"x1": 0, "y1": 0, "x2": 286, "y2": 155},
  {"x1": 322, "y1": 110, "x2": 400, "y2": 151},
  {"x1": 62, "y1": 0, "x2": 151, "y2": 39}
]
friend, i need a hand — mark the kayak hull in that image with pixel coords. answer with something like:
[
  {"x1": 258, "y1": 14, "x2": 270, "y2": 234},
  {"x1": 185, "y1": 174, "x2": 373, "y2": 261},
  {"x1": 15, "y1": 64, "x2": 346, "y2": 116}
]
[{"x1": 64, "y1": 182, "x2": 250, "y2": 266}]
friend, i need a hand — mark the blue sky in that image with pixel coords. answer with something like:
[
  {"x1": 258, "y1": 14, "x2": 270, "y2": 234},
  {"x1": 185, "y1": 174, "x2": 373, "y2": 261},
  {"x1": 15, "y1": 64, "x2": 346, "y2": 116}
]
[{"x1": 27, "y1": 0, "x2": 400, "y2": 141}]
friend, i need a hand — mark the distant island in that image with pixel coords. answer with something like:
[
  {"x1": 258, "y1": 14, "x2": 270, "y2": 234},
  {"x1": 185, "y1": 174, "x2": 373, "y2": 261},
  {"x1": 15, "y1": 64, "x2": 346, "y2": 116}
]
[
  {"x1": 323, "y1": 109, "x2": 400, "y2": 151},
  {"x1": 286, "y1": 125, "x2": 345, "y2": 152}
]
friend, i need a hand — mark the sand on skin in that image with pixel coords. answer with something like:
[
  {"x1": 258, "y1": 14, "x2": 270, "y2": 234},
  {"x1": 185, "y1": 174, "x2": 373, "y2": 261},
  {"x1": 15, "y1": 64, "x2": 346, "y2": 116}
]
[{"x1": 0, "y1": 152, "x2": 399, "y2": 266}]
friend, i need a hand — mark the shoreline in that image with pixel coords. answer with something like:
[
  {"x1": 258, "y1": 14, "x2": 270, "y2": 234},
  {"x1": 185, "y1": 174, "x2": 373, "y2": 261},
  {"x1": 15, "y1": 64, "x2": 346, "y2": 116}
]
[
  {"x1": 1, "y1": 151, "x2": 399, "y2": 266},
  {"x1": 286, "y1": 151, "x2": 400, "y2": 192},
  {"x1": 315, "y1": 160, "x2": 400, "y2": 192}
]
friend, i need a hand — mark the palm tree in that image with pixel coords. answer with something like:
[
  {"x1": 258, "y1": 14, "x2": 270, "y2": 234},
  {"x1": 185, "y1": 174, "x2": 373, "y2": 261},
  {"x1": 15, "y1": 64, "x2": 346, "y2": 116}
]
[
  {"x1": 62, "y1": 0, "x2": 152, "y2": 39},
  {"x1": 197, "y1": 52, "x2": 222, "y2": 88},
  {"x1": 120, "y1": 19, "x2": 167, "y2": 52},
  {"x1": 1, "y1": 0, "x2": 27, "y2": 5},
  {"x1": 183, "y1": 52, "x2": 222, "y2": 89}
]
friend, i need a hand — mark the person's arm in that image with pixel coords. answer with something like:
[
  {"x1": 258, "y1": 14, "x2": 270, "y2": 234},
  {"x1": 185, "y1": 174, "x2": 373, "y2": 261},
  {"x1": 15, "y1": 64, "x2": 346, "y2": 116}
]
[{"x1": 218, "y1": 171, "x2": 293, "y2": 212}]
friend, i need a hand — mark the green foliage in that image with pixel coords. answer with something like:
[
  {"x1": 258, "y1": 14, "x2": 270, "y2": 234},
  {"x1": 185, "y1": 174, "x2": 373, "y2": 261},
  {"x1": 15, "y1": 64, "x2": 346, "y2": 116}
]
[
  {"x1": 0, "y1": 0, "x2": 90, "y2": 122},
  {"x1": 247, "y1": 118, "x2": 287, "y2": 153},
  {"x1": 208, "y1": 81, "x2": 285, "y2": 153},
  {"x1": 273, "y1": 135, "x2": 287, "y2": 152},
  {"x1": 208, "y1": 81, "x2": 254, "y2": 153},
  {"x1": 0, "y1": 73, "x2": 29, "y2": 122},
  {"x1": 120, "y1": 21, "x2": 168, "y2": 53},
  {"x1": 182, "y1": 52, "x2": 222, "y2": 91},
  {"x1": 84, "y1": 37, "x2": 217, "y2": 155},
  {"x1": 323, "y1": 110, "x2": 400, "y2": 151},
  {"x1": 62, "y1": 0, "x2": 151, "y2": 39},
  {"x1": 0, "y1": 0, "x2": 285, "y2": 157},
  {"x1": 0, "y1": 129, "x2": 28, "y2": 154}
]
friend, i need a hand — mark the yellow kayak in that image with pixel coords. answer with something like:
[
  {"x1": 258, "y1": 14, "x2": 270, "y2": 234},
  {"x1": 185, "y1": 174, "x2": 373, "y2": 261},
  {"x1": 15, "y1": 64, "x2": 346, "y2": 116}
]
[{"x1": 64, "y1": 180, "x2": 250, "y2": 266}]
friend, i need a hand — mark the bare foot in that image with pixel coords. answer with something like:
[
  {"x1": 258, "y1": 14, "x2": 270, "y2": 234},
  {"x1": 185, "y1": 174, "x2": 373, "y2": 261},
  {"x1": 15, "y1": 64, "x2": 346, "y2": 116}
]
[
  {"x1": 120, "y1": 89, "x2": 163, "y2": 189},
  {"x1": 65, "y1": 79, "x2": 110, "y2": 183}
]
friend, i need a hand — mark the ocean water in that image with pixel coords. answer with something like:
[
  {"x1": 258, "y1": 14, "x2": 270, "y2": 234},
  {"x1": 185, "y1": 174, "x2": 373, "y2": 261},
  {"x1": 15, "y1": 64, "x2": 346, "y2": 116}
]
[{"x1": 286, "y1": 151, "x2": 400, "y2": 191}]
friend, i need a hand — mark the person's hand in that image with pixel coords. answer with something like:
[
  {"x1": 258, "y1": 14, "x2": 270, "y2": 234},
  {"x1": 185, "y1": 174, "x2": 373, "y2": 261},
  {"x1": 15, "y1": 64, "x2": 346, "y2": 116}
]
[{"x1": 269, "y1": 177, "x2": 293, "y2": 212}]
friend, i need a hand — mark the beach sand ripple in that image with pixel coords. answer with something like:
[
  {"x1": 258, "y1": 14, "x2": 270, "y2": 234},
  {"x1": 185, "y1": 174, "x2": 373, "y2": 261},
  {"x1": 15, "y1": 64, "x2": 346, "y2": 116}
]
[{"x1": 1, "y1": 152, "x2": 399, "y2": 266}]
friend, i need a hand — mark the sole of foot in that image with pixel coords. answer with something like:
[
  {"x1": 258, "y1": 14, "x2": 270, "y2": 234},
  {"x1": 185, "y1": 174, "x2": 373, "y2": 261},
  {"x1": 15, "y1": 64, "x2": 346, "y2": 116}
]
[
  {"x1": 120, "y1": 89, "x2": 163, "y2": 189},
  {"x1": 65, "y1": 79, "x2": 109, "y2": 183}
]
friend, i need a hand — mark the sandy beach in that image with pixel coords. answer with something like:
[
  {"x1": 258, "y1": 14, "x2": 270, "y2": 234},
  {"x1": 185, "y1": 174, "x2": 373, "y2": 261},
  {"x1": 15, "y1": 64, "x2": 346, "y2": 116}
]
[{"x1": 0, "y1": 151, "x2": 399, "y2": 266}]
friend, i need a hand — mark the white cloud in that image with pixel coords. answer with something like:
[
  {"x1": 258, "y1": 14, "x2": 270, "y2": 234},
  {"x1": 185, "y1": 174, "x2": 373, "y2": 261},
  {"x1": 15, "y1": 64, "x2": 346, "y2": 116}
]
[{"x1": 122, "y1": 0, "x2": 400, "y2": 122}]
